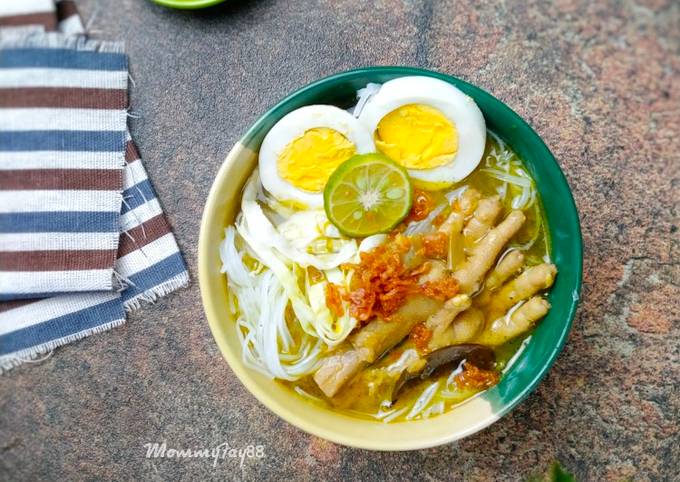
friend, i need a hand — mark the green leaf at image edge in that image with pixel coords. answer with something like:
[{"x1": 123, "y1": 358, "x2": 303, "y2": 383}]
[
  {"x1": 526, "y1": 461, "x2": 576, "y2": 482},
  {"x1": 550, "y1": 461, "x2": 576, "y2": 482}
]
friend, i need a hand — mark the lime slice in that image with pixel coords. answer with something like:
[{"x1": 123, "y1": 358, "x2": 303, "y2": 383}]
[{"x1": 324, "y1": 153, "x2": 413, "y2": 237}]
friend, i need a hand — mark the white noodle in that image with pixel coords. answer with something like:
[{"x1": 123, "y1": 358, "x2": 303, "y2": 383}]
[
  {"x1": 439, "y1": 362, "x2": 467, "y2": 398},
  {"x1": 445, "y1": 185, "x2": 469, "y2": 203},
  {"x1": 220, "y1": 227, "x2": 324, "y2": 380},
  {"x1": 406, "y1": 381, "x2": 440, "y2": 420},
  {"x1": 511, "y1": 185, "x2": 531, "y2": 209},
  {"x1": 422, "y1": 401, "x2": 445, "y2": 418},
  {"x1": 382, "y1": 406, "x2": 410, "y2": 423},
  {"x1": 352, "y1": 82, "x2": 382, "y2": 117},
  {"x1": 294, "y1": 386, "x2": 324, "y2": 402},
  {"x1": 502, "y1": 336, "x2": 532, "y2": 374},
  {"x1": 480, "y1": 168, "x2": 533, "y2": 188},
  {"x1": 510, "y1": 202, "x2": 542, "y2": 251},
  {"x1": 488, "y1": 130, "x2": 506, "y2": 151}
]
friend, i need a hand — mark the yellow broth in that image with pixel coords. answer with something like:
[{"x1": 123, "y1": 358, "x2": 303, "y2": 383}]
[{"x1": 276, "y1": 132, "x2": 552, "y2": 423}]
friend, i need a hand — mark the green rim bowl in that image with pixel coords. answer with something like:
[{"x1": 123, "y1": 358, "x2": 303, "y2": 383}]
[
  {"x1": 198, "y1": 66, "x2": 583, "y2": 450},
  {"x1": 151, "y1": 0, "x2": 226, "y2": 10}
]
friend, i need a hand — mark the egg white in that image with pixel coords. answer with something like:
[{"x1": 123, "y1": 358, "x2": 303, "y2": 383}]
[
  {"x1": 259, "y1": 105, "x2": 375, "y2": 208},
  {"x1": 358, "y1": 76, "x2": 487, "y2": 187}
]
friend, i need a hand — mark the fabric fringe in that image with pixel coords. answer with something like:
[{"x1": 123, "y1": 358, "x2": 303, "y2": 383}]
[
  {"x1": 0, "y1": 317, "x2": 126, "y2": 374},
  {"x1": 112, "y1": 268, "x2": 134, "y2": 292},
  {"x1": 0, "y1": 27, "x2": 124, "y2": 53},
  {"x1": 110, "y1": 137, "x2": 127, "y2": 283},
  {"x1": 124, "y1": 272, "x2": 190, "y2": 312}
]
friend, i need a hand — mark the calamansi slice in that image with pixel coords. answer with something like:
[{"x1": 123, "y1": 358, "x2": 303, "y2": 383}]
[{"x1": 324, "y1": 153, "x2": 413, "y2": 237}]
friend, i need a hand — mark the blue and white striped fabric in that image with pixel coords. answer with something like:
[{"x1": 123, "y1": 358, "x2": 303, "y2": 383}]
[
  {"x1": 0, "y1": 2, "x2": 188, "y2": 372},
  {"x1": 0, "y1": 31, "x2": 128, "y2": 299},
  {"x1": 0, "y1": 293, "x2": 125, "y2": 365},
  {"x1": 116, "y1": 135, "x2": 189, "y2": 311}
]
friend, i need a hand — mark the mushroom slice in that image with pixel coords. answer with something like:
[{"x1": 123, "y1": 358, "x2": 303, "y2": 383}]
[
  {"x1": 392, "y1": 344, "x2": 496, "y2": 400},
  {"x1": 420, "y1": 344, "x2": 495, "y2": 379}
]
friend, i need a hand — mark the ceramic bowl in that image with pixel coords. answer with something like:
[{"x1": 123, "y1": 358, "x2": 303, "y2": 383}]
[{"x1": 198, "y1": 66, "x2": 582, "y2": 450}]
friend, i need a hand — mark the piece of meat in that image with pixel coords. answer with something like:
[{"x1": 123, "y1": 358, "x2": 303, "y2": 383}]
[
  {"x1": 312, "y1": 346, "x2": 371, "y2": 399},
  {"x1": 348, "y1": 261, "x2": 450, "y2": 359},
  {"x1": 463, "y1": 196, "x2": 502, "y2": 249},
  {"x1": 424, "y1": 294, "x2": 471, "y2": 343},
  {"x1": 487, "y1": 250, "x2": 525, "y2": 291},
  {"x1": 314, "y1": 294, "x2": 442, "y2": 398},
  {"x1": 314, "y1": 261, "x2": 452, "y2": 397},
  {"x1": 349, "y1": 295, "x2": 443, "y2": 362},
  {"x1": 458, "y1": 188, "x2": 481, "y2": 216},
  {"x1": 476, "y1": 250, "x2": 525, "y2": 305},
  {"x1": 438, "y1": 188, "x2": 480, "y2": 235},
  {"x1": 476, "y1": 296, "x2": 550, "y2": 346},
  {"x1": 429, "y1": 306, "x2": 485, "y2": 350},
  {"x1": 486, "y1": 263, "x2": 556, "y2": 320},
  {"x1": 438, "y1": 210, "x2": 464, "y2": 237},
  {"x1": 453, "y1": 210, "x2": 526, "y2": 294}
]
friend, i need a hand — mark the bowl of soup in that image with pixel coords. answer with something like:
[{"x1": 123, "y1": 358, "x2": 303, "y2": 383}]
[{"x1": 198, "y1": 66, "x2": 582, "y2": 450}]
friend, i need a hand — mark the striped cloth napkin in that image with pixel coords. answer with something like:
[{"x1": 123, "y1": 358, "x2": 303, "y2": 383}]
[
  {"x1": 0, "y1": 0, "x2": 84, "y2": 34},
  {"x1": 0, "y1": 1, "x2": 189, "y2": 371}
]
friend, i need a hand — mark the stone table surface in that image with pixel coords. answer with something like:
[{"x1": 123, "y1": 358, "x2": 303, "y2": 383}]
[{"x1": 1, "y1": 0, "x2": 679, "y2": 481}]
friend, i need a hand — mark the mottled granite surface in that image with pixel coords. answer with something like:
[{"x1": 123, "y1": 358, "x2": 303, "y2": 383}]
[{"x1": 1, "y1": 0, "x2": 678, "y2": 480}]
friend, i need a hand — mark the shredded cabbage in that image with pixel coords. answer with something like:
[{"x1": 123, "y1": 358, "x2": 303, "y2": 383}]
[
  {"x1": 358, "y1": 233, "x2": 387, "y2": 253},
  {"x1": 304, "y1": 267, "x2": 356, "y2": 343},
  {"x1": 237, "y1": 172, "x2": 358, "y2": 344},
  {"x1": 240, "y1": 172, "x2": 358, "y2": 271},
  {"x1": 221, "y1": 172, "x2": 361, "y2": 381}
]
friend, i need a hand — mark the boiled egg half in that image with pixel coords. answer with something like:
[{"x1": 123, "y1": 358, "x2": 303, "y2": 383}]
[
  {"x1": 259, "y1": 105, "x2": 374, "y2": 208},
  {"x1": 358, "y1": 76, "x2": 486, "y2": 188}
]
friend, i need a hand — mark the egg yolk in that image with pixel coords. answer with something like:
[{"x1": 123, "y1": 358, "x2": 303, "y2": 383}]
[
  {"x1": 375, "y1": 104, "x2": 458, "y2": 169},
  {"x1": 278, "y1": 127, "x2": 356, "y2": 192}
]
